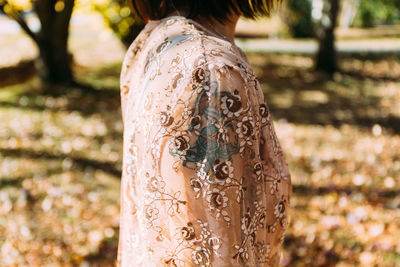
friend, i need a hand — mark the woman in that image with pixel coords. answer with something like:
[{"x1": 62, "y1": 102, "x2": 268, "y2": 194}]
[{"x1": 117, "y1": 1, "x2": 292, "y2": 266}]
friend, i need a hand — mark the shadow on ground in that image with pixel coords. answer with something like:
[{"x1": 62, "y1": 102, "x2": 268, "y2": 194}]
[
  {"x1": 1, "y1": 53, "x2": 399, "y2": 266},
  {"x1": 248, "y1": 53, "x2": 400, "y2": 134}
]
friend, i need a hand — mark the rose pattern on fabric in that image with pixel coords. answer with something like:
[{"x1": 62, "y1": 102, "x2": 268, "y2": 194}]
[{"x1": 117, "y1": 15, "x2": 292, "y2": 267}]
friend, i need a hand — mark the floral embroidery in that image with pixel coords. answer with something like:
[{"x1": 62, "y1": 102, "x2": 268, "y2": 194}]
[
  {"x1": 220, "y1": 89, "x2": 244, "y2": 118},
  {"x1": 169, "y1": 130, "x2": 191, "y2": 159},
  {"x1": 212, "y1": 159, "x2": 234, "y2": 185},
  {"x1": 164, "y1": 219, "x2": 222, "y2": 267},
  {"x1": 117, "y1": 15, "x2": 291, "y2": 267}
]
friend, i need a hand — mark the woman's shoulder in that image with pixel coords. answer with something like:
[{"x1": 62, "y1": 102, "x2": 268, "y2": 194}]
[
  {"x1": 149, "y1": 16, "x2": 251, "y2": 70},
  {"x1": 122, "y1": 16, "x2": 256, "y2": 91}
]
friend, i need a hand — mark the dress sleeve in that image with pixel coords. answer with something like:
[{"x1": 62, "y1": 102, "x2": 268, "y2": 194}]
[{"x1": 151, "y1": 51, "x2": 291, "y2": 266}]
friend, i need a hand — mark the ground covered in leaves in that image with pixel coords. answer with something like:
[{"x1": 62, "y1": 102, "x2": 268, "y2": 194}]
[{"x1": 1, "y1": 53, "x2": 400, "y2": 266}]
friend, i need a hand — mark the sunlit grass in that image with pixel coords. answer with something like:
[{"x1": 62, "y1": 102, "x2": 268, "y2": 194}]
[{"x1": 1, "y1": 54, "x2": 400, "y2": 266}]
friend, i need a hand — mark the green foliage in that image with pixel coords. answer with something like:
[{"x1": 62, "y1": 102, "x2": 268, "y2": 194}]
[
  {"x1": 284, "y1": 0, "x2": 315, "y2": 38},
  {"x1": 0, "y1": 0, "x2": 32, "y2": 14},
  {"x1": 93, "y1": 0, "x2": 144, "y2": 48},
  {"x1": 353, "y1": 0, "x2": 400, "y2": 28}
]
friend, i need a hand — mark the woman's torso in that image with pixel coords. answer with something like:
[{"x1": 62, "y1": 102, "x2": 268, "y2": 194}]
[{"x1": 117, "y1": 16, "x2": 292, "y2": 267}]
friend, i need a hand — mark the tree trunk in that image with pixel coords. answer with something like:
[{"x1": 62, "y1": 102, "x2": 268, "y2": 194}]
[
  {"x1": 315, "y1": 0, "x2": 340, "y2": 74},
  {"x1": 1, "y1": 0, "x2": 75, "y2": 85},
  {"x1": 36, "y1": 38, "x2": 73, "y2": 84},
  {"x1": 34, "y1": 0, "x2": 75, "y2": 84}
]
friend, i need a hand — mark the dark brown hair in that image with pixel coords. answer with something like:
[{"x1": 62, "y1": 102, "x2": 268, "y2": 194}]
[{"x1": 129, "y1": 0, "x2": 281, "y2": 22}]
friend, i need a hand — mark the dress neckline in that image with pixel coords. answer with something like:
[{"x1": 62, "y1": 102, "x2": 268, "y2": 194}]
[
  {"x1": 153, "y1": 15, "x2": 239, "y2": 48},
  {"x1": 145, "y1": 15, "x2": 250, "y2": 68}
]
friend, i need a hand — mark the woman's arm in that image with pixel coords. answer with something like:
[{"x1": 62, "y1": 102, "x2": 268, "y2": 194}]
[{"x1": 149, "y1": 52, "x2": 291, "y2": 265}]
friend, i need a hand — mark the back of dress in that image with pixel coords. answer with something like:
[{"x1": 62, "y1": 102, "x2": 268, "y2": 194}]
[{"x1": 117, "y1": 16, "x2": 292, "y2": 267}]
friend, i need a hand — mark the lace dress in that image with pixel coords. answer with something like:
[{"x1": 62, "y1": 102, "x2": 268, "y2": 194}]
[{"x1": 117, "y1": 15, "x2": 292, "y2": 267}]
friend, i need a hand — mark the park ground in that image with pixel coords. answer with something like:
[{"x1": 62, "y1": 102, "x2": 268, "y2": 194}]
[{"x1": 0, "y1": 12, "x2": 400, "y2": 267}]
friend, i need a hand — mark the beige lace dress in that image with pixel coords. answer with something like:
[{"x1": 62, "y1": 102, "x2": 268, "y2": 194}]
[{"x1": 117, "y1": 15, "x2": 292, "y2": 267}]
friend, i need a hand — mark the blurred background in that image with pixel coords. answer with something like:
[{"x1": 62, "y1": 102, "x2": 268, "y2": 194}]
[{"x1": 0, "y1": 0, "x2": 399, "y2": 266}]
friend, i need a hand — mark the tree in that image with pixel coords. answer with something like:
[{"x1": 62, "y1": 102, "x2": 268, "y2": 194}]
[
  {"x1": 93, "y1": 0, "x2": 144, "y2": 48},
  {"x1": 353, "y1": 0, "x2": 400, "y2": 27},
  {"x1": 284, "y1": 0, "x2": 315, "y2": 38},
  {"x1": 315, "y1": 0, "x2": 340, "y2": 74},
  {"x1": 0, "y1": 0, "x2": 75, "y2": 84}
]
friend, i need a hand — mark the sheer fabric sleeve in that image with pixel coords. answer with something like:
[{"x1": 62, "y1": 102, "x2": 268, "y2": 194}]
[{"x1": 145, "y1": 46, "x2": 291, "y2": 266}]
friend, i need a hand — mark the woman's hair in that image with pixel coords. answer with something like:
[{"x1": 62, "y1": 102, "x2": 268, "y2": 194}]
[{"x1": 129, "y1": 0, "x2": 281, "y2": 22}]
